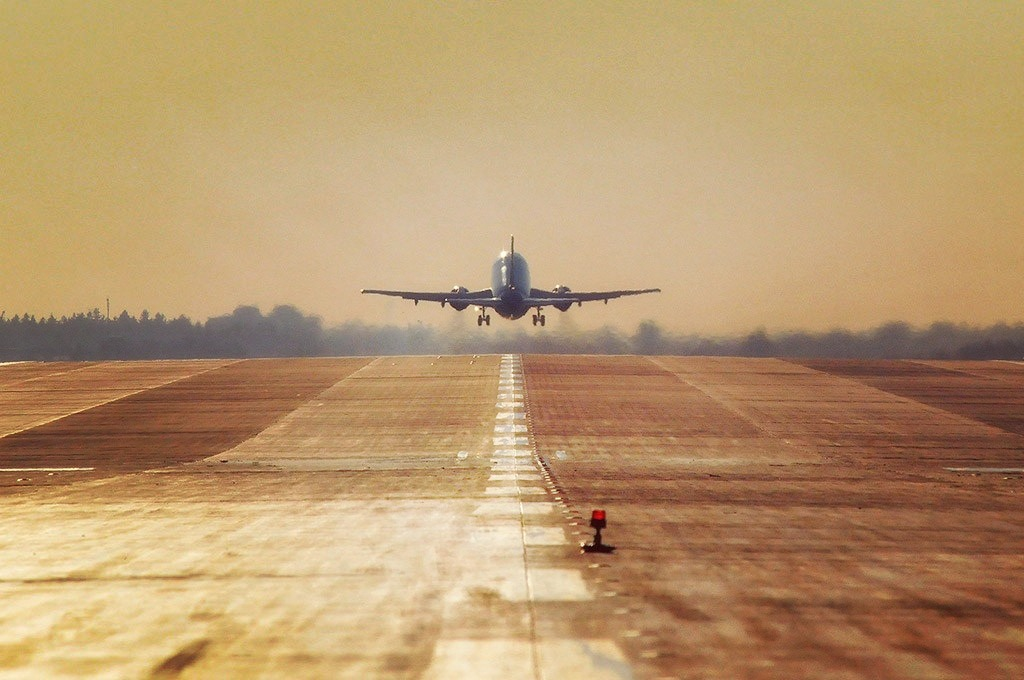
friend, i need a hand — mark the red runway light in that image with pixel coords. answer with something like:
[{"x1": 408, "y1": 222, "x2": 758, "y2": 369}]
[{"x1": 582, "y1": 508, "x2": 614, "y2": 554}]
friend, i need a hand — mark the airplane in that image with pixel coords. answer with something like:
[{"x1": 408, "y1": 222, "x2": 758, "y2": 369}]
[{"x1": 361, "y1": 237, "x2": 660, "y2": 326}]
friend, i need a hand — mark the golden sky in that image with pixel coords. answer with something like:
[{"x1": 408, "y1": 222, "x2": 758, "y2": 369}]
[{"x1": 2, "y1": 2, "x2": 1022, "y2": 333}]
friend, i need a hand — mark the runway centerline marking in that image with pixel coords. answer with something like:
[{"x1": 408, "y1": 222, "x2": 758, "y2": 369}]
[{"x1": 433, "y1": 354, "x2": 628, "y2": 678}]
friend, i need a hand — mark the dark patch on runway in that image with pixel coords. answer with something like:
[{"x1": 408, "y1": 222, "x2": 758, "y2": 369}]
[
  {"x1": 0, "y1": 358, "x2": 370, "y2": 490},
  {"x1": 149, "y1": 639, "x2": 210, "y2": 678},
  {"x1": 792, "y1": 358, "x2": 1024, "y2": 438}
]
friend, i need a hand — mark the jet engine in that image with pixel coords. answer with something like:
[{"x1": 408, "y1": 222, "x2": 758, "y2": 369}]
[
  {"x1": 551, "y1": 285, "x2": 573, "y2": 312},
  {"x1": 448, "y1": 286, "x2": 470, "y2": 311}
]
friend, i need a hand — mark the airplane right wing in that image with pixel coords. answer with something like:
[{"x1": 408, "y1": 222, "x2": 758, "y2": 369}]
[
  {"x1": 361, "y1": 288, "x2": 498, "y2": 308},
  {"x1": 527, "y1": 287, "x2": 661, "y2": 307}
]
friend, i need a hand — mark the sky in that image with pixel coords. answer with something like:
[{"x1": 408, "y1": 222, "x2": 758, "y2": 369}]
[{"x1": 2, "y1": 1, "x2": 1022, "y2": 334}]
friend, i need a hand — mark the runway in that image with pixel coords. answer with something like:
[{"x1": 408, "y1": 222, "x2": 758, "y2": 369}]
[{"x1": 0, "y1": 356, "x2": 1021, "y2": 678}]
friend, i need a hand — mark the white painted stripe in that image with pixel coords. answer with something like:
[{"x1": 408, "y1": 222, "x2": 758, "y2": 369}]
[
  {"x1": 493, "y1": 423, "x2": 528, "y2": 433},
  {"x1": 494, "y1": 411, "x2": 525, "y2": 420},
  {"x1": 945, "y1": 467, "x2": 1024, "y2": 473},
  {"x1": 0, "y1": 467, "x2": 95, "y2": 472},
  {"x1": 492, "y1": 436, "x2": 529, "y2": 446},
  {"x1": 489, "y1": 473, "x2": 542, "y2": 481},
  {"x1": 424, "y1": 640, "x2": 533, "y2": 680},
  {"x1": 496, "y1": 401, "x2": 524, "y2": 408},
  {"x1": 426, "y1": 639, "x2": 629, "y2": 680},
  {"x1": 490, "y1": 458, "x2": 529, "y2": 467},
  {"x1": 484, "y1": 486, "x2": 546, "y2": 496},
  {"x1": 524, "y1": 526, "x2": 569, "y2": 546},
  {"x1": 490, "y1": 465, "x2": 536, "y2": 472},
  {"x1": 536, "y1": 639, "x2": 631, "y2": 679},
  {"x1": 469, "y1": 523, "x2": 521, "y2": 540},
  {"x1": 493, "y1": 449, "x2": 531, "y2": 457},
  {"x1": 526, "y1": 569, "x2": 593, "y2": 601},
  {"x1": 473, "y1": 501, "x2": 556, "y2": 516}
]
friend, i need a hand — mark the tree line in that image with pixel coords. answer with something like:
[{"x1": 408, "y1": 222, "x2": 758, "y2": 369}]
[{"x1": 0, "y1": 306, "x2": 1021, "y2": 361}]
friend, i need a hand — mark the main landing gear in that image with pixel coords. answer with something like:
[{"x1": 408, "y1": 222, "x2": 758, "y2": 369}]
[
  {"x1": 531, "y1": 310, "x2": 546, "y2": 327},
  {"x1": 477, "y1": 309, "x2": 491, "y2": 326}
]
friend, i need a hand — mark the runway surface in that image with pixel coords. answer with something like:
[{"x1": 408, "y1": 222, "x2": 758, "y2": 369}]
[{"x1": 0, "y1": 356, "x2": 1021, "y2": 678}]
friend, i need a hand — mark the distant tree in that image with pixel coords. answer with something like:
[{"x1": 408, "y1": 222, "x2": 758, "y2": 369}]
[
  {"x1": 632, "y1": 320, "x2": 664, "y2": 355},
  {"x1": 871, "y1": 321, "x2": 913, "y2": 359},
  {"x1": 738, "y1": 328, "x2": 776, "y2": 357}
]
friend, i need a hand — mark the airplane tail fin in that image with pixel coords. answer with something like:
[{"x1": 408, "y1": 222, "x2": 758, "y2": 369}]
[{"x1": 509, "y1": 235, "x2": 515, "y2": 290}]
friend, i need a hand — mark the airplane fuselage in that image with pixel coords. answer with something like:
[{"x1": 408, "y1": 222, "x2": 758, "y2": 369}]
[{"x1": 490, "y1": 250, "x2": 532, "y2": 320}]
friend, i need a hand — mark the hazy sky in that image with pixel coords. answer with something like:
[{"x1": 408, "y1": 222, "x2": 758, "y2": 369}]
[{"x1": 3, "y1": 2, "x2": 1022, "y2": 333}]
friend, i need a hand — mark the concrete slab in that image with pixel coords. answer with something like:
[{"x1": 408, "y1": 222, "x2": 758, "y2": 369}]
[
  {"x1": 526, "y1": 355, "x2": 1024, "y2": 679},
  {"x1": 0, "y1": 355, "x2": 1021, "y2": 678}
]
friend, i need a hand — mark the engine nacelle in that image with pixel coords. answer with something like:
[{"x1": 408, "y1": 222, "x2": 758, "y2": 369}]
[
  {"x1": 448, "y1": 286, "x2": 470, "y2": 311},
  {"x1": 552, "y1": 285, "x2": 573, "y2": 311}
]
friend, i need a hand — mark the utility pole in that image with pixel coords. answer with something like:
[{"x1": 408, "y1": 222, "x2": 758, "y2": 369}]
[{"x1": 106, "y1": 298, "x2": 110, "y2": 320}]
